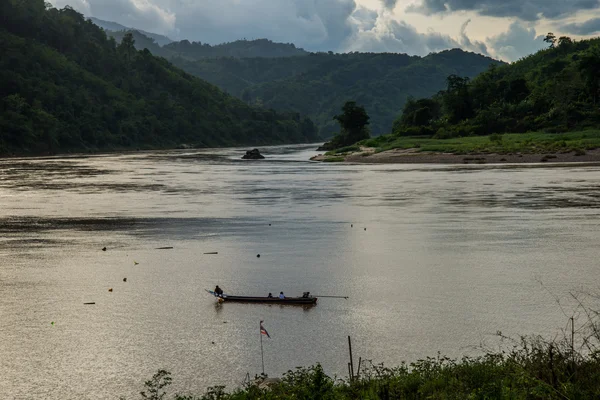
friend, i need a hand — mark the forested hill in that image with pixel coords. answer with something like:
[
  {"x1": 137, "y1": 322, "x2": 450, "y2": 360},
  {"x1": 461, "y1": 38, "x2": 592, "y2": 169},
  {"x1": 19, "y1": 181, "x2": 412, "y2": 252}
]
[
  {"x1": 0, "y1": 2, "x2": 318, "y2": 155},
  {"x1": 391, "y1": 36, "x2": 600, "y2": 138},
  {"x1": 174, "y1": 49, "x2": 500, "y2": 136}
]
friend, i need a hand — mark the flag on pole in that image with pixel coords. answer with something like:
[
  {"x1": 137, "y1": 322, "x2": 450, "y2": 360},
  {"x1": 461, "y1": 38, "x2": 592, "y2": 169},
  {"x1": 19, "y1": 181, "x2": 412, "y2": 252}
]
[{"x1": 260, "y1": 320, "x2": 271, "y2": 338}]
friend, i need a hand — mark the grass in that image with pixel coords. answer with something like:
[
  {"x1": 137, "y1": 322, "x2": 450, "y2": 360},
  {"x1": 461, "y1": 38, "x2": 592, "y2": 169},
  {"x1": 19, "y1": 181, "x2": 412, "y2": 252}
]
[{"x1": 360, "y1": 130, "x2": 600, "y2": 155}]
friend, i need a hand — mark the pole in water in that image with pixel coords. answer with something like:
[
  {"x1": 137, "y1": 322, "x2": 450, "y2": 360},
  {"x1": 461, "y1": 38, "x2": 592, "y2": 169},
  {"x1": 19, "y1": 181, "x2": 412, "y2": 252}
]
[
  {"x1": 260, "y1": 321, "x2": 265, "y2": 375},
  {"x1": 348, "y1": 336, "x2": 354, "y2": 380}
]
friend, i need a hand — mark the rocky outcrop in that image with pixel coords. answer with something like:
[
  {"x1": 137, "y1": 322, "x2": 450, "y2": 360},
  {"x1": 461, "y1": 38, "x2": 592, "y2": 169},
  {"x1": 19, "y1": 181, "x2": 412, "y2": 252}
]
[{"x1": 242, "y1": 149, "x2": 265, "y2": 159}]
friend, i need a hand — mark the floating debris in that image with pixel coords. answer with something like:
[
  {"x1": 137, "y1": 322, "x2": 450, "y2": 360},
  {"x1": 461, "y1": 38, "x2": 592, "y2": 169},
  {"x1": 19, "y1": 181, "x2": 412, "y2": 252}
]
[
  {"x1": 84, "y1": 302, "x2": 95, "y2": 305},
  {"x1": 351, "y1": 224, "x2": 353, "y2": 227},
  {"x1": 50, "y1": 321, "x2": 55, "y2": 326},
  {"x1": 102, "y1": 247, "x2": 107, "y2": 251},
  {"x1": 123, "y1": 278, "x2": 127, "y2": 282},
  {"x1": 156, "y1": 247, "x2": 173, "y2": 250},
  {"x1": 364, "y1": 228, "x2": 366, "y2": 231},
  {"x1": 204, "y1": 252, "x2": 218, "y2": 255},
  {"x1": 269, "y1": 224, "x2": 272, "y2": 226},
  {"x1": 257, "y1": 254, "x2": 260, "y2": 258},
  {"x1": 108, "y1": 288, "x2": 113, "y2": 292},
  {"x1": 134, "y1": 261, "x2": 139, "y2": 265}
]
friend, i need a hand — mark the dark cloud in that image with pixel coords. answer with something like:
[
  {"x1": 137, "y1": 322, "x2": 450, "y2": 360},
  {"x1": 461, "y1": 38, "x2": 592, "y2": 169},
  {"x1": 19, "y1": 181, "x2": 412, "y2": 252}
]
[
  {"x1": 381, "y1": 0, "x2": 397, "y2": 10},
  {"x1": 486, "y1": 22, "x2": 546, "y2": 61},
  {"x1": 407, "y1": 0, "x2": 600, "y2": 21},
  {"x1": 562, "y1": 18, "x2": 600, "y2": 35}
]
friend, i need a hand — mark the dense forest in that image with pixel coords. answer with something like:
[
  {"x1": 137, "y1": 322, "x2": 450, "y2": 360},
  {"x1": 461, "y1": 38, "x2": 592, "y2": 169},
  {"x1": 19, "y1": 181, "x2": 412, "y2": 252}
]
[
  {"x1": 0, "y1": 1, "x2": 318, "y2": 155},
  {"x1": 391, "y1": 35, "x2": 600, "y2": 138},
  {"x1": 105, "y1": 29, "x2": 499, "y2": 137}
]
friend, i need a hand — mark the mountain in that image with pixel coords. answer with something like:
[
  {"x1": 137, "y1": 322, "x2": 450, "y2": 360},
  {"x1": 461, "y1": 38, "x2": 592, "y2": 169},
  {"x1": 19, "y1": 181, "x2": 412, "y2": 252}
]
[
  {"x1": 0, "y1": 2, "x2": 318, "y2": 155},
  {"x1": 173, "y1": 49, "x2": 502, "y2": 136},
  {"x1": 390, "y1": 36, "x2": 600, "y2": 138},
  {"x1": 97, "y1": 21, "x2": 499, "y2": 137},
  {"x1": 89, "y1": 17, "x2": 173, "y2": 46},
  {"x1": 163, "y1": 39, "x2": 308, "y2": 59}
]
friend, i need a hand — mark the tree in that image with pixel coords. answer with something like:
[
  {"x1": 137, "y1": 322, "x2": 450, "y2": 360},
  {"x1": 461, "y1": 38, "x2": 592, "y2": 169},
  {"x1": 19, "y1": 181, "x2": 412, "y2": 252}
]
[
  {"x1": 544, "y1": 32, "x2": 557, "y2": 48},
  {"x1": 443, "y1": 75, "x2": 473, "y2": 123},
  {"x1": 558, "y1": 36, "x2": 573, "y2": 47},
  {"x1": 332, "y1": 101, "x2": 370, "y2": 145}
]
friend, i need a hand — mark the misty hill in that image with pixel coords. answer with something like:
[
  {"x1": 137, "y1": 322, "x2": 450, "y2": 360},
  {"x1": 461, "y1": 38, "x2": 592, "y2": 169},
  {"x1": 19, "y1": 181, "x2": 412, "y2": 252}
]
[
  {"x1": 89, "y1": 17, "x2": 173, "y2": 46},
  {"x1": 0, "y1": 2, "x2": 318, "y2": 155},
  {"x1": 173, "y1": 49, "x2": 501, "y2": 136},
  {"x1": 104, "y1": 29, "x2": 308, "y2": 59},
  {"x1": 390, "y1": 36, "x2": 600, "y2": 138}
]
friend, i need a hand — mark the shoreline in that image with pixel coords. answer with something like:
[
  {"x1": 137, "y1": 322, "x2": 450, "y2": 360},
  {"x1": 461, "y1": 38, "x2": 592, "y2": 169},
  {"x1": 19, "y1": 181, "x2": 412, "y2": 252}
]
[{"x1": 311, "y1": 147, "x2": 600, "y2": 164}]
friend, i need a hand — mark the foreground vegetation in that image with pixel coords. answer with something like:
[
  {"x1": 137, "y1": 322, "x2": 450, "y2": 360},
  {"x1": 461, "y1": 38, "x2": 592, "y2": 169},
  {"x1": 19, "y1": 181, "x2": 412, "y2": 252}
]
[
  {"x1": 348, "y1": 131, "x2": 600, "y2": 156},
  {"x1": 0, "y1": 1, "x2": 318, "y2": 155},
  {"x1": 134, "y1": 339, "x2": 600, "y2": 399},
  {"x1": 129, "y1": 305, "x2": 600, "y2": 400}
]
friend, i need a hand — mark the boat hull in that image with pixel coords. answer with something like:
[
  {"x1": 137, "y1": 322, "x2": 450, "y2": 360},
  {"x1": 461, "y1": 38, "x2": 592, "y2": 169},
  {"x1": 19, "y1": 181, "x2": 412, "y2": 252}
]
[{"x1": 206, "y1": 290, "x2": 317, "y2": 305}]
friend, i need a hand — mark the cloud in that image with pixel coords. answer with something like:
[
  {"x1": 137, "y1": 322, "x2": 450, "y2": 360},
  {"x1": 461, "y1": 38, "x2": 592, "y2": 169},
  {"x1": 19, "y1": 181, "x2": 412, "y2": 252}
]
[
  {"x1": 51, "y1": 0, "x2": 176, "y2": 35},
  {"x1": 486, "y1": 21, "x2": 546, "y2": 61},
  {"x1": 407, "y1": 0, "x2": 600, "y2": 21},
  {"x1": 561, "y1": 17, "x2": 600, "y2": 35},
  {"x1": 459, "y1": 19, "x2": 488, "y2": 55}
]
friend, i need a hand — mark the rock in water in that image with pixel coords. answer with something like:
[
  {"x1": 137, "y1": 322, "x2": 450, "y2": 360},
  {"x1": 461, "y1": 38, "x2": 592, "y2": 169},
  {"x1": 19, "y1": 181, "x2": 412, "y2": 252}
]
[{"x1": 242, "y1": 149, "x2": 265, "y2": 160}]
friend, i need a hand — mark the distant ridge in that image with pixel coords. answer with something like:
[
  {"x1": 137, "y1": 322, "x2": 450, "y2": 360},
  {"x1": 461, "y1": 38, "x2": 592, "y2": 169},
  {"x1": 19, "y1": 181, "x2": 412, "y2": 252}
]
[{"x1": 88, "y1": 17, "x2": 173, "y2": 46}]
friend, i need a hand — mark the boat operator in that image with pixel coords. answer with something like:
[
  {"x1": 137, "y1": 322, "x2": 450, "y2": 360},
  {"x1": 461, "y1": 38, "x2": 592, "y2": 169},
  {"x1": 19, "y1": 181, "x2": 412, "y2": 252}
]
[{"x1": 214, "y1": 285, "x2": 224, "y2": 296}]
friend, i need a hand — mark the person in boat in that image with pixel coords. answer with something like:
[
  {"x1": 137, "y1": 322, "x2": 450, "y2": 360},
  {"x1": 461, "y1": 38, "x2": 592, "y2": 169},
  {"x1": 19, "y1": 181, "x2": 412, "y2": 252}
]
[
  {"x1": 279, "y1": 292, "x2": 285, "y2": 299},
  {"x1": 214, "y1": 285, "x2": 223, "y2": 297},
  {"x1": 267, "y1": 293, "x2": 273, "y2": 298}
]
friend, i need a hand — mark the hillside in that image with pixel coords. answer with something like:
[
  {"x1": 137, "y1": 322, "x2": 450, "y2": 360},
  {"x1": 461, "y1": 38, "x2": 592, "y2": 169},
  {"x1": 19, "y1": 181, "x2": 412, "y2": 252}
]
[
  {"x1": 100, "y1": 25, "x2": 500, "y2": 137},
  {"x1": 388, "y1": 36, "x2": 600, "y2": 139},
  {"x1": 0, "y1": 2, "x2": 318, "y2": 155},
  {"x1": 173, "y1": 50, "x2": 500, "y2": 136}
]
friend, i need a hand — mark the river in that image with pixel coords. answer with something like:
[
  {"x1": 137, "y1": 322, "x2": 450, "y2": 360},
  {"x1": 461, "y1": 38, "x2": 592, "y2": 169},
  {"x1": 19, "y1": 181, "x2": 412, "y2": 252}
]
[{"x1": 1, "y1": 144, "x2": 600, "y2": 399}]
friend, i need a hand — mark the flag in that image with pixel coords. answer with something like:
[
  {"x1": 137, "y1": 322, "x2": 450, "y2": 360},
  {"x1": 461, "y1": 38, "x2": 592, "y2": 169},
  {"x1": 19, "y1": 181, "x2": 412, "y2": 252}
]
[{"x1": 260, "y1": 320, "x2": 271, "y2": 338}]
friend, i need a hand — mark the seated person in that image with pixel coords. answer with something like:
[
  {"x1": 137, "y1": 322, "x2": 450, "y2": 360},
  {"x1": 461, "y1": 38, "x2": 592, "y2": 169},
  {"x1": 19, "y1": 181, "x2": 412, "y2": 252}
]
[
  {"x1": 267, "y1": 292, "x2": 273, "y2": 298},
  {"x1": 279, "y1": 292, "x2": 285, "y2": 299}
]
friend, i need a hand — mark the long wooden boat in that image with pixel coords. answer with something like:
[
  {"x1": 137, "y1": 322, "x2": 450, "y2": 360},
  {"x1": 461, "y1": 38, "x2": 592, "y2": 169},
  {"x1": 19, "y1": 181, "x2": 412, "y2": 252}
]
[{"x1": 206, "y1": 290, "x2": 317, "y2": 305}]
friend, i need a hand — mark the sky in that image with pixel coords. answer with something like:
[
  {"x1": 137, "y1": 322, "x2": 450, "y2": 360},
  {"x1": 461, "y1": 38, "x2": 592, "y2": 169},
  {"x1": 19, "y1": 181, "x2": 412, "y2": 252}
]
[{"x1": 49, "y1": 0, "x2": 600, "y2": 61}]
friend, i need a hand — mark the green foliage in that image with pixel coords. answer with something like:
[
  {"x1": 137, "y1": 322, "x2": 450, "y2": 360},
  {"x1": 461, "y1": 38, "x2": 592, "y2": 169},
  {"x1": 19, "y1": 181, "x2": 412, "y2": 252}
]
[
  {"x1": 141, "y1": 370, "x2": 172, "y2": 400},
  {"x1": 389, "y1": 37, "x2": 600, "y2": 141},
  {"x1": 0, "y1": 1, "x2": 318, "y2": 155}
]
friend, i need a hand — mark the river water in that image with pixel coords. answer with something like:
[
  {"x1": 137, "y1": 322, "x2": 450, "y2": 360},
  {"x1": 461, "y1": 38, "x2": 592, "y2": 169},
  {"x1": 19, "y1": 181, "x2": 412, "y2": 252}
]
[{"x1": 1, "y1": 144, "x2": 600, "y2": 399}]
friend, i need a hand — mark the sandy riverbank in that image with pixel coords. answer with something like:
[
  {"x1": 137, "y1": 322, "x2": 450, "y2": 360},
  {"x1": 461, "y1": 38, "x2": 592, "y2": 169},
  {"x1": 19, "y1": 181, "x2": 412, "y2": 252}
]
[{"x1": 311, "y1": 147, "x2": 600, "y2": 164}]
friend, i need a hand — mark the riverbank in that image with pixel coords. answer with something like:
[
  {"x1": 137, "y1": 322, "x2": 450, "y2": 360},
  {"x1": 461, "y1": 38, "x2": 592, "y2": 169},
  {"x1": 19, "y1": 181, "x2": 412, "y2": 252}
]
[
  {"x1": 311, "y1": 131, "x2": 600, "y2": 164},
  {"x1": 311, "y1": 147, "x2": 600, "y2": 164}
]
